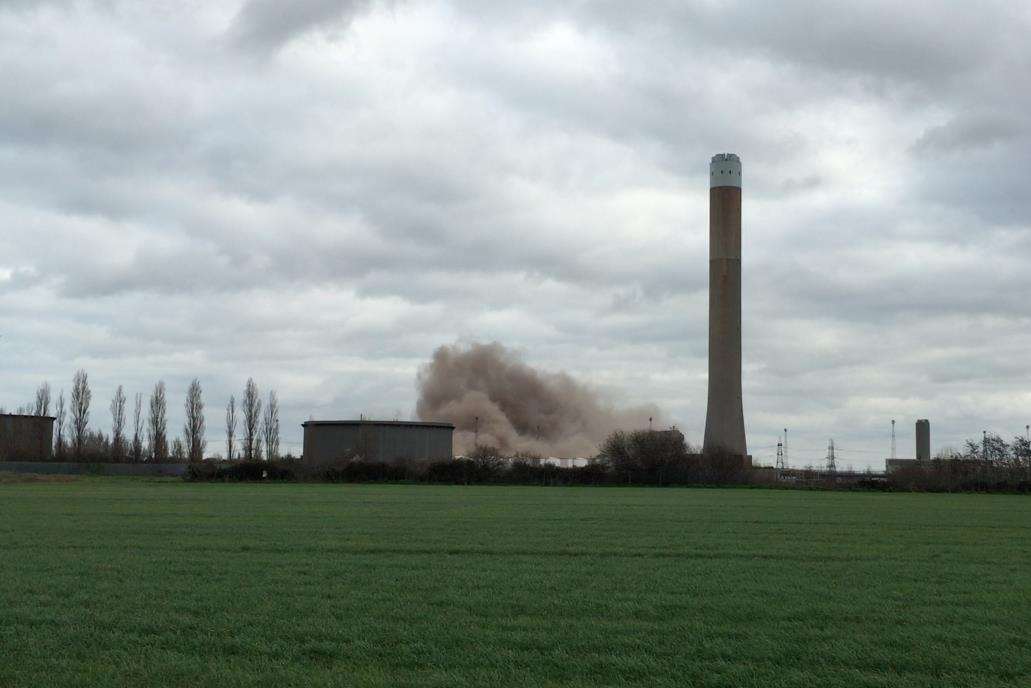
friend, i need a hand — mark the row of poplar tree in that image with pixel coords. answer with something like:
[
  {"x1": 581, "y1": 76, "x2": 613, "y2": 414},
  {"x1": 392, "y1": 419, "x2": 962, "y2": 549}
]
[{"x1": 4, "y1": 372, "x2": 280, "y2": 463}]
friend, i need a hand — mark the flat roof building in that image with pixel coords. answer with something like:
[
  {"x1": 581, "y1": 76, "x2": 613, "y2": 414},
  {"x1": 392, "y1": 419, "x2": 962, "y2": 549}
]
[
  {"x1": 0, "y1": 414, "x2": 55, "y2": 461},
  {"x1": 302, "y1": 420, "x2": 454, "y2": 465}
]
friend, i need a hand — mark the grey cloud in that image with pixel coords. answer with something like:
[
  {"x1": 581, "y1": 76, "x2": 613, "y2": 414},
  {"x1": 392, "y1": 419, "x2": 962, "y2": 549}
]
[
  {"x1": 912, "y1": 143, "x2": 1031, "y2": 224},
  {"x1": 455, "y1": 1, "x2": 1020, "y2": 88},
  {"x1": 913, "y1": 112, "x2": 1025, "y2": 155},
  {"x1": 713, "y1": 1, "x2": 1000, "y2": 85},
  {"x1": 227, "y1": 0, "x2": 371, "y2": 52},
  {"x1": 2, "y1": 1, "x2": 1031, "y2": 468}
]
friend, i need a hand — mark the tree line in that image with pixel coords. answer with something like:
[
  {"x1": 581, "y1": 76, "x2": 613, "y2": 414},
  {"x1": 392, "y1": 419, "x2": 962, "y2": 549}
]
[
  {"x1": 887, "y1": 433, "x2": 1031, "y2": 492},
  {"x1": 185, "y1": 427, "x2": 1030, "y2": 493},
  {"x1": 187, "y1": 429, "x2": 757, "y2": 486},
  {"x1": 1, "y1": 373, "x2": 280, "y2": 463},
  {"x1": 944, "y1": 432, "x2": 1031, "y2": 466}
]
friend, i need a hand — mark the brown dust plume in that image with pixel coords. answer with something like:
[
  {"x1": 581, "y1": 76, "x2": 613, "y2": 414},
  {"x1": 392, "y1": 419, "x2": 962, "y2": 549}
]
[{"x1": 416, "y1": 342, "x2": 663, "y2": 457}]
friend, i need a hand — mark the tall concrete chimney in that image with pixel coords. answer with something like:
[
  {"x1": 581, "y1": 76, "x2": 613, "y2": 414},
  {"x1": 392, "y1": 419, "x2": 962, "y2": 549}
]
[
  {"x1": 703, "y1": 153, "x2": 747, "y2": 457},
  {"x1": 915, "y1": 419, "x2": 930, "y2": 461}
]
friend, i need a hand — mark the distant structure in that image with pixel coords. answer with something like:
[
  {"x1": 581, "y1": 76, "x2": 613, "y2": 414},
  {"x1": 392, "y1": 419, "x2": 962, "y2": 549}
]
[
  {"x1": 301, "y1": 419, "x2": 453, "y2": 465},
  {"x1": 650, "y1": 425, "x2": 686, "y2": 444},
  {"x1": 0, "y1": 414, "x2": 55, "y2": 461},
  {"x1": 885, "y1": 459, "x2": 914, "y2": 474},
  {"x1": 825, "y1": 439, "x2": 836, "y2": 473},
  {"x1": 703, "y1": 153, "x2": 747, "y2": 458},
  {"x1": 915, "y1": 419, "x2": 930, "y2": 461}
]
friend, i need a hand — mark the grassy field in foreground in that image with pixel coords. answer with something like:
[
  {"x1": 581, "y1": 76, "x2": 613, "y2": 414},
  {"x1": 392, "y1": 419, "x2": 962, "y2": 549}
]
[{"x1": 0, "y1": 480, "x2": 1029, "y2": 687}]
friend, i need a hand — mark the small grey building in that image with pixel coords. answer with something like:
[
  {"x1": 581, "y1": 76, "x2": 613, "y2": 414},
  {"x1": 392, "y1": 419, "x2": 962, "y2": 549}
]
[
  {"x1": 302, "y1": 420, "x2": 454, "y2": 465},
  {"x1": 0, "y1": 414, "x2": 55, "y2": 461}
]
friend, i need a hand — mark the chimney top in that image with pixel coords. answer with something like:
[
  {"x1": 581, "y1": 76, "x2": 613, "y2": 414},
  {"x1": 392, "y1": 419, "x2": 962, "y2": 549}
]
[
  {"x1": 710, "y1": 153, "x2": 741, "y2": 188},
  {"x1": 711, "y1": 153, "x2": 740, "y2": 163}
]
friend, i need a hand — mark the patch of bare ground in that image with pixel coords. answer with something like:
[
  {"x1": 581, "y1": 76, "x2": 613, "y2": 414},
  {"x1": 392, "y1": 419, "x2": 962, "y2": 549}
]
[{"x1": 0, "y1": 472, "x2": 80, "y2": 484}]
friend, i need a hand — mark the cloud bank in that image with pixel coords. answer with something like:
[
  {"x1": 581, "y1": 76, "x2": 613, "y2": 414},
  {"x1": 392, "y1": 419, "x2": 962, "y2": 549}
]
[{"x1": 1, "y1": 1, "x2": 1030, "y2": 467}]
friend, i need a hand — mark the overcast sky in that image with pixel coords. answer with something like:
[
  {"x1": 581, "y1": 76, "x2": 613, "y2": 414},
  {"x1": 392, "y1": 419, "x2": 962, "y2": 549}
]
[{"x1": 2, "y1": 1, "x2": 1030, "y2": 467}]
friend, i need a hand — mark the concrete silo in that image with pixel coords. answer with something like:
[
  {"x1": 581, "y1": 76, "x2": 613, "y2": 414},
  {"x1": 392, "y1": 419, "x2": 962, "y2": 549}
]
[
  {"x1": 302, "y1": 420, "x2": 454, "y2": 465},
  {"x1": 702, "y1": 153, "x2": 748, "y2": 458},
  {"x1": 915, "y1": 419, "x2": 930, "y2": 461}
]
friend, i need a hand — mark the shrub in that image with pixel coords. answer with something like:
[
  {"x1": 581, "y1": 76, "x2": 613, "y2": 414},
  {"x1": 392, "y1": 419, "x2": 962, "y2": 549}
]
[
  {"x1": 600, "y1": 428, "x2": 697, "y2": 484},
  {"x1": 184, "y1": 459, "x2": 266, "y2": 481},
  {"x1": 467, "y1": 445, "x2": 505, "y2": 478},
  {"x1": 319, "y1": 460, "x2": 410, "y2": 483},
  {"x1": 424, "y1": 458, "x2": 483, "y2": 484},
  {"x1": 267, "y1": 458, "x2": 301, "y2": 481}
]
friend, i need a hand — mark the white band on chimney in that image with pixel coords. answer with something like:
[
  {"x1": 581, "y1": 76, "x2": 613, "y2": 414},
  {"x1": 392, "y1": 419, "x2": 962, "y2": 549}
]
[{"x1": 710, "y1": 153, "x2": 741, "y2": 188}]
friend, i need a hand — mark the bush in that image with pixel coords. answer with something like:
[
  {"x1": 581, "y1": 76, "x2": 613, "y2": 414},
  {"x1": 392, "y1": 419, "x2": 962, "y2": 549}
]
[
  {"x1": 185, "y1": 459, "x2": 266, "y2": 481},
  {"x1": 183, "y1": 441, "x2": 763, "y2": 487},
  {"x1": 502, "y1": 459, "x2": 612, "y2": 486},
  {"x1": 318, "y1": 460, "x2": 410, "y2": 483},
  {"x1": 887, "y1": 457, "x2": 1031, "y2": 493},
  {"x1": 424, "y1": 458, "x2": 481, "y2": 484},
  {"x1": 600, "y1": 428, "x2": 754, "y2": 485},
  {"x1": 267, "y1": 458, "x2": 301, "y2": 481},
  {"x1": 468, "y1": 445, "x2": 506, "y2": 476}
]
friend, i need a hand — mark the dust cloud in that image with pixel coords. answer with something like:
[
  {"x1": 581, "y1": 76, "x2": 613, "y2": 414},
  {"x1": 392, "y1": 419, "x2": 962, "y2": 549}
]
[{"x1": 416, "y1": 342, "x2": 663, "y2": 457}]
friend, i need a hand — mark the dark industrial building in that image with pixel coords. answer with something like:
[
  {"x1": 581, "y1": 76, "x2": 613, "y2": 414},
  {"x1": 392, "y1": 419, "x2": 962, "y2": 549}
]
[
  {"x1": 885, "y1": 419, "x2": 933, "y2": 473},
  {"x1": 302, "y1": 420, "x2": 454, "y2": 465},
  {"x1": 0, "y1": 414, "x2": 55, "y2": 461}
]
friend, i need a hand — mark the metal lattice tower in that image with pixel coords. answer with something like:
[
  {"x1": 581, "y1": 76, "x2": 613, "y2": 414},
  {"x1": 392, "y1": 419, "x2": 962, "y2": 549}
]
[
  {"x1": 826, "y1": 439, "x2": 836, "y2": 473},
  {"x1": 776, "y1": 438, "x2": 785, "y2": 472},
  {"x1": 783, "y1": 428, "x2": 789, "y2": 468},
  {"x1": 890, "y1": 419, "x2": 896, "y2": 460}
]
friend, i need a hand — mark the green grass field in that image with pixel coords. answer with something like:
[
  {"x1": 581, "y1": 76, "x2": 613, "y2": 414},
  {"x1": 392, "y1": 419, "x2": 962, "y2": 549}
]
[{"x1": 1, "y1": 478, "x2": 1029, "y2": 687}]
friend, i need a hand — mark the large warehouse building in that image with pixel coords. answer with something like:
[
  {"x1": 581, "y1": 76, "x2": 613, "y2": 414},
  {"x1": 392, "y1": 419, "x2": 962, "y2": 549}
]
[
  {"x1": 0, "y1": 414, "x2": 55, "y2": 461},
  {"x1": 302, "y1": 420, "x2": 454, "y2": 465}
]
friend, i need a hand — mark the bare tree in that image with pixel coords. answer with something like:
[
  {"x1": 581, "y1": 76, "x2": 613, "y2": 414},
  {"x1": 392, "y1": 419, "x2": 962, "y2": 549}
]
[
  {"x1": 225, "y1": 395, "x2": 237, "y2": 461},
  {"x1": 34, "y1": 382, "x2": 51, "y2": 416},
  {"x1": 183, "y1": 378, "x2": 205, "y2": 462},
  {"x1": 984, "y1": 432, "x2": 1010, "y2": 464},
  {"x1": 110, "y1": 385, "x2": 127, "y2": 462},
  {"x1": 54, "y1": 390, "x2": 66, "y2": 459},
  {"x1": 170, "y1": 436, "x2": 186, "y2": 462},
  {"x1": 70, "y1": 369, "x2": 91, "y2": 458},
  {"x1": 148, "y1": 381, "x2": 168, "y2": 462},
  {"x1": 131, "y1": 393, "x2": 144, "y2": 463},
  {"x1": 1013, "y1": 435, "x2": 1031, "y2": 468},
  {"x1": 242, "y1": 378, "x2": 262, "y2": 461},
  {"x1": 262, "y1": 390, "x2": 280, "y2": 462}
]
